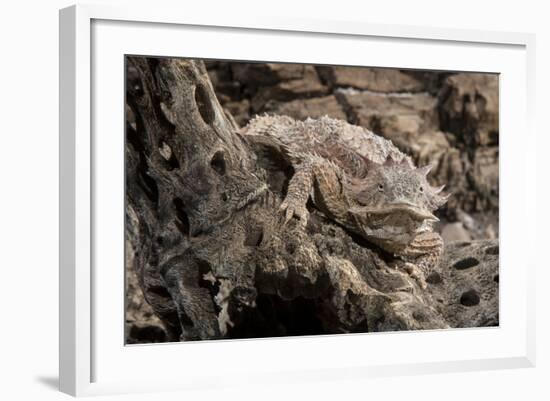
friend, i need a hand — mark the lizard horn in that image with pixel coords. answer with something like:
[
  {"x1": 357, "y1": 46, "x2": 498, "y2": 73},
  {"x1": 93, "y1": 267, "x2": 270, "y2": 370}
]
[
  {"x1": 383, "y1": 154, "x2": 397, "y2": 166},
  {"x1": 359, "y1": 154, "x2": 378, "y2": 172},
  {"x1": 417, "y1": 164, "x2": 433, "y2": 176},
  {"x1": 436, "y1": 192, "x2": 451, "y2": 206},
  {"x1": 433, "y1": 184, "x2": 445, "y2": 194}
]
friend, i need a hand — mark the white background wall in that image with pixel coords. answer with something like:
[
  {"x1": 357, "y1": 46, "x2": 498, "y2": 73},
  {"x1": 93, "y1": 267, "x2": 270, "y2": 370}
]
[{"x1": 0, "y1": 0, "x2": 547, "y2": 399}]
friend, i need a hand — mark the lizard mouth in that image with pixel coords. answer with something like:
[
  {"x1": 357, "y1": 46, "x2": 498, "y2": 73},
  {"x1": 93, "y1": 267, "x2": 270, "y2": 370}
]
[
  {"x1": 353, "y1": 202, "x2": 439, "y2": 223},
  {"x1": 385, "y1": 201, "x2": 439, "y2": 222}
]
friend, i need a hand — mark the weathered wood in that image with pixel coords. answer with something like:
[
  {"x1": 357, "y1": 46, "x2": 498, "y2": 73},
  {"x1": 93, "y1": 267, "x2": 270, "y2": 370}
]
[{"x1": 125, "y1": 57, "x2": 498, "y2": 341}]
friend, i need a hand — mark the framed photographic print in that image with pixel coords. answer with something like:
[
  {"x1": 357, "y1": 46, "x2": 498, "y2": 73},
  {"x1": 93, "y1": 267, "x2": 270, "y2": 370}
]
[{"x1": 59, "y1": 4, "x2": 536, "y2": 397}]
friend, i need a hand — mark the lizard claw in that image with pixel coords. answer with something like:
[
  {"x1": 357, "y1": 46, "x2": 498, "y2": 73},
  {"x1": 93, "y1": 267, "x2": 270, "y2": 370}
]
[
  {"x1": 279, "y1": 198, "x2": 309, "y2": 227},
  {"x1": 402, "y1": 262, "x2": 427, "y2": 290}
]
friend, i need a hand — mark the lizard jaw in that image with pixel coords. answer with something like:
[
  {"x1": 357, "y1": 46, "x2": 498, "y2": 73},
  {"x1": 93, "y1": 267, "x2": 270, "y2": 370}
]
[
  {"x1": 351, "y1": 202, "x2": 439, "y2": 223},
  {"x1": 385, "y1": 201, "x2": 439, "y2": 222}
]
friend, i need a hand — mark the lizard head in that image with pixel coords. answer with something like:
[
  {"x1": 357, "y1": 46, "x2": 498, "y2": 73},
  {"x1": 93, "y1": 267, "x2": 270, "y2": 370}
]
[{"x1": 348, "y1": 155, "x2": 449, "y2": 242}]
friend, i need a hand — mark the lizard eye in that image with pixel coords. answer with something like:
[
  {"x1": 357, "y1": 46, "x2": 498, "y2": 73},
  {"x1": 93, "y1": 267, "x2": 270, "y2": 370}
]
[
  {"x1": 378, "y1": 184, "x2": 384, "y2": 192},
  {"x1": 419, "y1": 186, "x2": 424, "y2": 193}
]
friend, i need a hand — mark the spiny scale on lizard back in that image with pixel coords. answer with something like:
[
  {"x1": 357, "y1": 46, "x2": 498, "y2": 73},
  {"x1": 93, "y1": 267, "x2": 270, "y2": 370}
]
[{"x1": 243, "y1": 114, "x2": 413, "y2": 177}]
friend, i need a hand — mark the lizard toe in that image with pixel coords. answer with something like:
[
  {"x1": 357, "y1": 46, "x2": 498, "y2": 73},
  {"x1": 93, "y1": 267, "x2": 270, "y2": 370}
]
[
  {"x1": 279, "y1": 199, "x2": 309, "y2": 227},
  {"x1": 402, "y1": 262, "x2": 427, "y2": 289}
]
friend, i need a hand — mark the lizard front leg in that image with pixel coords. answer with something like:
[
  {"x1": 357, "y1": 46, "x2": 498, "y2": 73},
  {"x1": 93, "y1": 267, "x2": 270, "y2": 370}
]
[
  {"x1": 280, "y1": 155, "x2": 348, "y2": 228},
  {"x1": 279, "y1": 160, "x2": 314, "y2": 227}
]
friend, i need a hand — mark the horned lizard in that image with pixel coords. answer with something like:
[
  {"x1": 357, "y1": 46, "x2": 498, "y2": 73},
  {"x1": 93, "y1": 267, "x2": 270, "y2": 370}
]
[{"x1": 243, "y1": 115, "x2": 449, "y2": 282}]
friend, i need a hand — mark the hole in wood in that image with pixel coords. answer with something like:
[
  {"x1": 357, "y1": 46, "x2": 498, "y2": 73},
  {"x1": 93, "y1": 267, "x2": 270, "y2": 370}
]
[
  {"x1": 244, "y1": 226, "x2": 264, "y2": 247},
  {"x1": 137, "y1": 167, "x2": 159, "y2": 204},
  {"x1": 158, "y1": 141, "x2": 180, "y2": 170},
  {"x1": 194, "y1": 83, "x2": 215, "y2": 125},
  {"x1": 210, "y1": 151, "x2": 226, "y2": 176},
  {"x1": 460, "y1": 289, "x2": 480, "y2": 307},
  {"x1": 173, "y1": 198, "x2": 190, "y2": 237},
  {"x1": 485, "y1": 245, "x2": 499, "y2": 256},
  {"x1": 453, "y1": 257, "x2": 479, "y2": 270},
  {"x1": 426, "y1": 272, "x2": 442, "y2": 285}
]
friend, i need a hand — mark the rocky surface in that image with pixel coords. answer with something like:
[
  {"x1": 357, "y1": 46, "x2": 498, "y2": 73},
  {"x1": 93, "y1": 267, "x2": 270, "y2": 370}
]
[
  {"x1": 317, "y1": 66, "x2": 427, "y2": 93},
  {"x1": 205, "y1": 62, "x2": 499, "y2": 224},
  {"x1": 125, "y1": 59, "x2": 499, "y2": 343}
]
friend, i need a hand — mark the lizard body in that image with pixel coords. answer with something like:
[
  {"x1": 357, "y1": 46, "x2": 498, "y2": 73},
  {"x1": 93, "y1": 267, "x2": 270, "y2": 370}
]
[{"x1": 243, "y1": 115, "x2": 448, "y2": 279}]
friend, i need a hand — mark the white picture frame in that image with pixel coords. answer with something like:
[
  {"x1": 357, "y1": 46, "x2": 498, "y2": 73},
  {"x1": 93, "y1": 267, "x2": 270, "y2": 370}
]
[{"x1": 59, "y1": 3, "x2": 536, "y2": 397}]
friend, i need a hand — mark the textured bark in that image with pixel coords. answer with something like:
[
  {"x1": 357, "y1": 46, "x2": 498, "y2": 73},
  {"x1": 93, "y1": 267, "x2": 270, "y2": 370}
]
[{"x1": 125, "y1": 57, "x2": 498, "y2": 342}]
